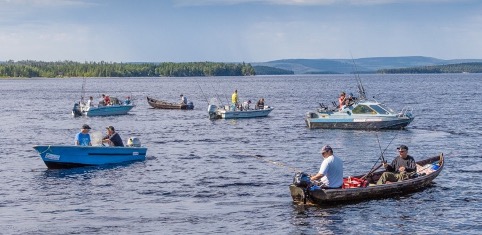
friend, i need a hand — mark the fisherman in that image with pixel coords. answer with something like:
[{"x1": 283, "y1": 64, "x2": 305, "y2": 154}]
[
  {"x1": 256, "y1": 98, "x2": 265, "y2": 110},
  {"x1": 180, "y1": 94, "x2": 187, "y2": 105},
  {"x1": 338, "y1": 92, "x2": 346, "y2": 110},
  {"x1": 75, "y1": 124, "x2": 92, "y2": 146},
  {"x1": 310, "y1": 145, "x2": 344, "y2": 188},
  {"x1": 377, "y1": 145, "x2": 417, "y2": 184},
  {"x1": 102, "y1": 126, "x2": 124, "y2": 147},
  {"x1": 231, "y1": 90, "x2": 239, "y2": 110},
  {"x1": 124, "y1": 96, "x2": 131, "y2": 105}
]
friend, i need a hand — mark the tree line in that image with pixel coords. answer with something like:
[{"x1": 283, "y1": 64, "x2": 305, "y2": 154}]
[
  {"x1": 377, "y1": 62, "x2": 482, "y2": 74},
  {"x1": 0, "y1": 60, "x2": 256, "y2": 78}
]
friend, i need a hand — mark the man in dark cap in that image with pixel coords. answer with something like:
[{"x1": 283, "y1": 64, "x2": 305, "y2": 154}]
[
  {"x1": 75, "y1": 124, "x2": 92, "y2": 146},
  {"x1": 377, "y1": 145, "x2": 417, "y2": 185},
  {"x1": 310, "y1": 145, "x2": 344, "y2": 188},
  {"x1": 102, "y1": 126, "x2": 124, "y2": 147}
]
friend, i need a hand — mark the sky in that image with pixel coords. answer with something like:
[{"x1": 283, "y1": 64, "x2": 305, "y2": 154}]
[{"x1": 1, "y1": 0, "x2": 481, "y2": 62}]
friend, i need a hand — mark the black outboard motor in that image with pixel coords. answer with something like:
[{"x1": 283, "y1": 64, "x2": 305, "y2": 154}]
[
  {"x1": 72, "y1": 102, "x2": 82, "y2": 117},
  {"x1": 293, "y1": 172, "x2": 312, "y2": 188}
]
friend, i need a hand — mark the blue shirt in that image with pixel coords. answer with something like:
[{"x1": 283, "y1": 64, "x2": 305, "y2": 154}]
[{"x1": 75, "y1": 132, "x2": 91, "y2": 146}]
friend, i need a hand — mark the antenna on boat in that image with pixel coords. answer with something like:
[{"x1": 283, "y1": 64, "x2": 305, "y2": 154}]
[
  {"x1": 80, "y1": 77, "x2": 87, "y2": 103},
  {"x1": 350, "y1": 55, "x2": 367, "y2": 100}
]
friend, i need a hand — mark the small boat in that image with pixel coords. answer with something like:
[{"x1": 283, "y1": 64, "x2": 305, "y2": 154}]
[
  {"x1": 305, "y1": 99, "x2": 414, "y2": 129},
  {"x1": 33, "y1": 145, "x2": 147, "y2": 169},
  {"x1": 146, "y1": 96, "x2": 194, "y2": 110},
  {"x1": 72, "y1": 96, "x2": 134, "y2": 117},
  {"x1": 207, "y1": 103, "x2": 274, "y2": 119},
  {"x1": 289, "y1": 154, "x2": 444, "y2": 205}
]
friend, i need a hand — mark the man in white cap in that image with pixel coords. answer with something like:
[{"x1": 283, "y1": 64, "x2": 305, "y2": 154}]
[{"x1": 310, "y1": 145, "x2": 344, "y2": 188}]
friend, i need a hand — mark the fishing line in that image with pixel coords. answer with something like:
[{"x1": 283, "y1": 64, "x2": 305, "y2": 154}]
[
  {"x1": 364, "y1": 129, "x2": 402, "y2": 176},
  {"x1": 194, "y1": 78, "x2": 209, "y2": 105},
  {"x1": 243, "y1": 153, "x2": 301, "y2": 173}
]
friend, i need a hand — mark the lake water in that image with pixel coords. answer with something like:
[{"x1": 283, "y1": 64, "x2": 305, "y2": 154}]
[{"x1": 0, "y1": 74, "x2": 481, "y2": 234}]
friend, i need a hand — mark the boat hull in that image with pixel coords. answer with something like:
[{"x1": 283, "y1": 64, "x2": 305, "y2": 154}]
[
  {"x1": 33, "y1": 145, "x2": 147, "y2": 169},
  {"x1": 147, "y1": 97, "x2": 194, "y2": 110},
  {"x1": 208, "y1": 104, "x2": 274, "y2": 119},
  {"x1": 289, "y1": 155, "x2": 443, "y2": 205},
  {"x1": 306, "y1": 116, "x2": 414, "y2": 130},
  {"x1": 73, "y1": 104, "x2": 135, "y2": 117}
]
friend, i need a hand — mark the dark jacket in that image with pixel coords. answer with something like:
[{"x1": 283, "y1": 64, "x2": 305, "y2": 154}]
[
  {"x1": 386, "y1": 155, "x2": 416, "y2": 173},
  {"x1": 104, "y1": 132, "x2": 124, "y2": 147}
]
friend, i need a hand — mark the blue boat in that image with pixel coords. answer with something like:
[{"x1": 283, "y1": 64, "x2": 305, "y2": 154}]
[
  {"x1": 33, "y1": 145, "x2": 147, "y2": 169},
  {"x1": 72, "y1": 103, "x2": 135, "y2": 117},
  {"x1": 305, "y1": 99, "x2": 414, "y2": 129}
]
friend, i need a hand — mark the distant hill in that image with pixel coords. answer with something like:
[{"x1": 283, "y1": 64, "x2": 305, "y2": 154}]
[
  {"x1": 252, "y1": 56, "x2": 482, "y2": 74},
  {"x1": 252, "y1": 65, "x2": 294, "y2": 75},
  {"x1": 378, "y1": 62, "x2": 482, "y2": 74}
]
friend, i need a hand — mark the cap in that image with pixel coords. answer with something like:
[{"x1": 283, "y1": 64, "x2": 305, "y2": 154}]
[
  {"x1": 180, "y1": 94, "x2": 183, "y2": 97},
  {"x1": 82, "y1": 124, "x2": 91, "y2": 130},
  {"x1": 397, "y1": 145, "x2": 408, "y2": 151},
  {"x1": 321, "y1": 145, "x2": 332, "y2": 153},
  {"x1": 106, "y1": 126, "x2": 115, "y2": 131}
]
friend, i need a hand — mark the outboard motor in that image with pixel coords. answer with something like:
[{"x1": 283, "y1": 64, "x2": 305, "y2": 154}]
[
  {"x1": 72, "y1": 103, "x2": 82, "y2": 117},
  {"x1": 127, "y1": 137, "x2": 141, "y2": 147},
  {"x1": 293, "y1": 172, "x2": 312, "y2": 188},
  {"x1": 187, "y1": 101, "x2": 194, "y2": 109},
  {"x1": 208, "y1": 104, "x2": 218, "y2": 119}
]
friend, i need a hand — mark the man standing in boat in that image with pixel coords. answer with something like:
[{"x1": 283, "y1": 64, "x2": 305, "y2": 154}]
[
  {"x1": 310, "y1": 145, "x2": 344, "y2": 188},
  {"x1": 102, "y1": 126, "x2": 124, "y2": 147},
  {"x1": 231, "y1": 89, "x2": 239, "y2": 110},
  {"x1": 377, "y1": 145, "x2": 416, "y2": 184}
]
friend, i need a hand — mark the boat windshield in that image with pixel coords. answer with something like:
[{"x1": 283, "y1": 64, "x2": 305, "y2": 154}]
[
  {"x1": 352, "y1": 105, "x2": 376, "y2": 114},
  {"x1": 369, "y1": 105, "x2": 389, "y2": 115}
]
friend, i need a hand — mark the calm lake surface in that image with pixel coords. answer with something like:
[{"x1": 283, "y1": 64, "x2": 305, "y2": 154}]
[{"x1": 0, "y1": 74, "x2": 481, "y2": 234}]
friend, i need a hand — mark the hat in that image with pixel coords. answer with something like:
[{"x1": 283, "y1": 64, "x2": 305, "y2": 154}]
[
  {"x1": 82, "y1": 124, "x2": 91, "y2": 130},
  {"x1": 106, "y1": 126, "x2": 115, "y2": 131},
  {"x1": 321, "y1": 145, "x2": 332, "y2": 153},
  {"x1": 180, "y1": 94, "x2": 183, "y2": 97},
  {"x1": 397, "y1": 145, "x2": 408, "y2": 151}
]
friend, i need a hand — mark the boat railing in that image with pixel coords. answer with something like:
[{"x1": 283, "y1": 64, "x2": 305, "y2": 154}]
[{"x1": 399, "y1": 106, "x2": 414, "y2": 117}]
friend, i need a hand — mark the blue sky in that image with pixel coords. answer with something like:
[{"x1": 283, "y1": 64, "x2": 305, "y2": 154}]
[{"x1": 1, "y1": 0, "x2": 481, "y2": 62}]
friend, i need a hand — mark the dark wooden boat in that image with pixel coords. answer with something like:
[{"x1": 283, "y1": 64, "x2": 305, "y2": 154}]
[
  {"x1": 147, "y1": 96, "x2": 194, "y2": 110},
  {"x1": 289, "y1": 154, "x2": 444, "y2": 205}
]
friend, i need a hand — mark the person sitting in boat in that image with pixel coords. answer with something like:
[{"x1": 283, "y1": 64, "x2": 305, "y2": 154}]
[
  {"x1": 256, "y1": 98, "x2": 265, "y2": 110},
  {"x1": 102, "y1": 126, "x2": 124, "y2": 147},
  {"x1": 180, "y1": 94, "x2": 187, "y2": 105},
  {"x1": 104, "y1": 94, "x2": 111, "y2": 106},
  {"x1": 124, "y1": 96, "x2": 132, "y2": 105},
  {"x1": 75, "y1": 124, "x2": 92, "y2": 146},
  {"x1": 338, "y1": 92, "x2": 346, "y2": 110},
  {"x1": 377, "y1": 145, "x2": 417, "y2": 185},
  {"x1": 310, "y1": 145, "x2": 344, "y2": 189},
  {"x1": 86, "y1": 96, "x2": 95, "y2": 108},
  {"x1": 242, "y1": 100, "x2": 251, "y2": 110},
  {"x1": 231, "y1": 89, "x2": 239, "y2": 110}
]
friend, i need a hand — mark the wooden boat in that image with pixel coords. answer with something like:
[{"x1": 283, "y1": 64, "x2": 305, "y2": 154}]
[
  {"x1": 147, "y1": 96, "x2": 194, "y2": 110},
  {"x1": 289, "y1": 154, "x2": 444, "y2": 205},
  {"x1": 305, "y1": 99, "x2": 414, "y2": 129},
  {"x1": 33, "y1": 145, "x2": 147, "y2": 169},
  {"x1": 207, "y1": 103, "x2": 274, "y2": 119}
]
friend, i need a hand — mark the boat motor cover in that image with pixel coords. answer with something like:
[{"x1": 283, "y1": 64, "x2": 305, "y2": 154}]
[
  {"x1": 127, "y1": 137, "x2": 141, "y2": 147},
  {"x1": 293, "y1": 172, "x2": 312, "y2": 188}
]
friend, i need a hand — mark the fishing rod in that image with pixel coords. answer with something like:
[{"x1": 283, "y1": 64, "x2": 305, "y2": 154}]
[
  {"x1": 209, "y1": 82, "x2": 225, "y2": 107},
  {"x1": 350, "y1": 54, "x2": 367, "y2": 100},
  {"x1": 80, "y1": 77, "x2": 87, "y2": 103},
  {"x1": 194, "y1": 77, "x2": 209, "y2": 105},
  {"x1": 361, "y1": 130, "x2": 401, "y2": 180}
]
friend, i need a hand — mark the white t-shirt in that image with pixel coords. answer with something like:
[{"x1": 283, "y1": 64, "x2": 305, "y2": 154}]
[{"x1": 318, "y1": 155, "x2": 344, "y2": 187}]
